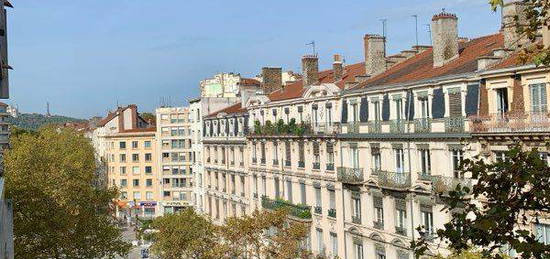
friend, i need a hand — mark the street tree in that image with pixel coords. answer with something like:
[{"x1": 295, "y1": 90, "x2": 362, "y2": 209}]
[
  {"x1": 4, "y1": 127, "x2": 131, "y2": 258},
  {"x1": 412, "y1": 145, "x2": 550, "y2": 258}
]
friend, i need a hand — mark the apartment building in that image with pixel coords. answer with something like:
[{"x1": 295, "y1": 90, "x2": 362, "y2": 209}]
[
  {"x1": 202, "y1": 103, "x2": 250, "y2": 223},
  {"x1": 155, "y1": 107, "x2": 193, "y2": 214},
  {"x1": 199, "y1": 2, "x2": 550, "y2": 258},
  {"x1": 189, "y1": 98, "x2": 205, "y2": 213}
]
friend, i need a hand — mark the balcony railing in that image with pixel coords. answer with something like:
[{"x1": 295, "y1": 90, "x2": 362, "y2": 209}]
[
  {"x1": 377, "y1": 171, "x2": 411, "y2": 189},
  {"x1": 326, "y1": 163, "x2": 335, "y2": 171},
  {"x1": 314, "y1": 206, "x2": 322, "y2": 214},
  {"x1": 368, "y1": 121, "x2": 382, "y2": 133},
  {"x1": 414, "y1": 118, "x2": 432, "y2": 133},
  {"x1": 260, "y1": 158, "x2": 266, "y2": 165},
  {"x1": 390, "y1": 119, "x2": 405, "y2": 133},
  {"x1": 285, "y1": 160, "x2": 291, "y2": 167},
  {"x1": 470, "y1": 112, "x2": 550, "y2": 133},
  {"x1": 395, "y1": 226, "x2": 407, "y2": 236},
  {"x1": 422, "y1": 174, "x2": 472, "y2": 194},
  {"x1": 261, "y1": 196, "x2": 312, "y2": 220},
  {"x1": 445, "y1": 116, "x2": 465, "y2": 133},
  {"x1": 252, "y1": 158, "x2": 257, "y2": 164},
  {"x1": 327, "y1": 208, "x2": 336, "y2": 218},
  {"x1": 298, "y1": 161, "x2": 305, "y2": 168},
  {"x1": 352, "y1": 215, "x2": 361, "y2": 224},
  {"x1": 312, "y1": 162, "x2": 320, "y2": 170},
  {"x1": 273, "y1": 159, "x2": 279, "y2": 166},
  {"x1": 337, "y1": 167, "x2": 364, "y2": 184},
  {"x1": 312, "y1": 122, "x2": 340, "y2": 135},
  {"x1": 347, "y1": 122, "x2": 360, "y2": 134}
]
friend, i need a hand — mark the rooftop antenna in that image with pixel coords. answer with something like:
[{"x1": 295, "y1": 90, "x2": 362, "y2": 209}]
[
  {"x1": 412, "y1": 15, "x2": 419, "y2": 50},
  {"x1": 306, "y1": 40, "x2": 316, "y2": 56},
  {"x1": 425, "y1": 24, "x2": 432, "y2": 45},
  {"x1": 46, "y1": 102, "x2": 51, "y2": 117},
  {"x1": 379, "y1": 19, "x2": 387, "y2": 56}
]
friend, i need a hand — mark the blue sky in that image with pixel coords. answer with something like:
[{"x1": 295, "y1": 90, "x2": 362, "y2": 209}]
[{"x1": 7, "y1": 0, "x2": 501, "y2": 118}]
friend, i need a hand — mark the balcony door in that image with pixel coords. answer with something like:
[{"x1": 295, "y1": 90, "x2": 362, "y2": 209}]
[{"x1": 496, "y1": 88, "x2": 509, "y2": 115}]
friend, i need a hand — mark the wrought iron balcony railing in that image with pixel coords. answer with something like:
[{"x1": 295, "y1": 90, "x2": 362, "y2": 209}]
[
  {"x1": 414, "y1": 118, "x2": 432, "y2": 133},
  {"x1": 261, "y1": 196, "x2": 312, "y2": 220},
  {"x1": 312, "y1": 162, "x2": 320, "y2": 170},
  {"x1": 337, "y1": 167, "x2": 364, "y2": 184},
  {"x1": 445, "y1": 116, "x2": 465, "y2": 133},
  {"x1": 347, "y1": 122, "x2": 360, "y2": 134},
  {"x1": 368, "y1": 121, "x2": 382, "y2": 133},
  {"x1": 314, "y1": 206, "x2": 322, "y2": 214},
  {"x1": 326, "y1": 163, "x2": 335, "y2": 171},
  {"x1": 252, "y1": 158, "x2": 257, "y2": 164},
  {"x1": 421, "y1": 174, "x2": 473, "y2": 194},
  {"x1": 285, "y1": 160, "x2": 291, "y2": 167},
  {"x1": 312, "y1": 122, "x2": 340, "y2": 135},
  {"x1": 470, "y1": 112, "x2": 550, "y2": 133},
  {"x1": 273, "y1": 159, "x2": 279, "y2": 166},
  {"x1": 390, "y1": 119, "x2": 405, "y2": 133},
  {"x1": 377, "y1": 171, "x2": 411, "y2": 189},
  {"x1": 298, "y1": 161, "x2": 305, "y2": 168},
  {"x1": 327, "y1": 208, "x2": 336, "y2": 218},
  {"x1": 395, "y1": 226, "x2": 407, "y2": 236},
  {"x1": 352, "y1": 215, "x2": 361, "y2": 224},
  {"x1": 260, "y1": 158, "x2": 266, "y2": 165},
  {"x1": 373, "y1": 220, "x2": 384, "y2": 230}
]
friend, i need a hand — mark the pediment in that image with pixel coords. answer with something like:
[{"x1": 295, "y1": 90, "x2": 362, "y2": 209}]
[{"x1": 302, "y1": 83, "x2": 341, "y2": 99}]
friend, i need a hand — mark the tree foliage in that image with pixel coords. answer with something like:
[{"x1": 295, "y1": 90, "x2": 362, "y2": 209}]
[
  {"x1": 490, "y1": 0, "x2": 550, "y2": 66},
  {"x1": 151, "y1": 208, "x2": 314, "y2": 259},
  {"x1": 4, "y1": 127, "x2": 130, "y2": 258},
  {"x1": 412, "y1": 145, "x2": 550, "y2": 258}
]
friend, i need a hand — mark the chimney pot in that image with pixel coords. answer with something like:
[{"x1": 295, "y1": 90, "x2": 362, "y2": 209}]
[
  {"x1": 302, "y1": 55, "x2": 319, "y2": 87},
  {"x1": 333, "y1": 54, "x2": 344, "y2": 81},
  {"x1": 261, "y1": 67, "x2": 282, "y2": 94},
  {"x1": 431, "y1": 11, "x2": 459, "y2": 67},
  {"x1": 364, "y1": 34, "x2": 387, "y2": 76}
]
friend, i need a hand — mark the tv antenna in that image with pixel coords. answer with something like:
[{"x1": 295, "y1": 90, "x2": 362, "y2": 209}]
[
  {"x1": 425, "y1": 24, "x2": 432, "y2": 45},
  {"x1": 306, "y1": 41, "x2": 316, "y2": 56},
  {"x1": 412, "y1": 15, "x2": 419, "y2": 49},
  {"x1": 379, "y1": 19, "x2": 387, "y2": 38}
]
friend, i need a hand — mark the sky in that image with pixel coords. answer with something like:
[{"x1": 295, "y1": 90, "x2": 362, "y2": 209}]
[{"x1": 7, "y1": 0, "x2": 501, "y2": 119}]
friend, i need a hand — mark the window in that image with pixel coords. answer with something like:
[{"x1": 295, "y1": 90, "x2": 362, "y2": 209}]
[
  {"x1": 373, "y1": 101, "x2": 381, "y2": 122},
  {"x1": 394, "y1": 98, "x2": 403, "y2": 120},
  {"x1": 132, "y1": 154, "x2": 139, "y2": 162},
  {"x1": 329, "y1": 189, "x2": 336, "y2": 210},
  {"x1": 326, "y1": 105, "x2": 333, "y2": 126},
  {"x1": 300, "y1": 183, "x2": 306, "y2": 204},
  {"x1": 354, "y1": 243, "x2": 364, "y2": 259},
  {"x1": 260, "y1": 143, "x2": 266, "y2": 164},
  {"x1": 326, "y1": 143, "x2": 334, "y2": 169},
  {"x1": 285, "y1": 142, "x2": 291, "y2": 166},
  {"x1": 133, "y1": 179, "x2": 139, "y2": 187},
  {"x1": 420, "y1": 148, "x2": 431, "y2": 176},
  {"x1": 144, "y1": 141, "x2": 151, "y2": 148},
  {"x1": 496, "y1": 88, "x2": 509, "y2": 114},
  {"x1": 120, "y1": 179, "x2": 127, "y2": 187},
  {"x1": 132, "y1": 166, "x2": 139, "y2": 174},
  {"x1": 119, "y1": 141, "x2": 126, "y2": 149},
  {"x1": 273, "y1": 142, "x2": 278, "y2": 164},
  {"x1": 372, "y1": 147, "x2": 381, "y2": 172},
  {"x1": 351, "y1": 103, "x2": 358, "y2": 122},
  {"x1": 536, "y1": 223, "x2": 550, "y2": 245},
  {"x1": 316, "y1": 228, "x2": 324, "y2": 254},
  {"x1": 120, "y1": 166, "x2": 126, "y2": 175},
  {"x1": 286, "y1": 180, "x2": 293, "y2": 202},
  {"x1": 146, "y1": 191, "x2": 153, "y2": 200},
  {"x1": 119, "y1": 154, "x2": 126, "y2": 163},
  {"x1": 132, "y1": 141, "x2": 138, "y2": 149},
  {"x1": 419, "y1": 96, "x2": 430, "y2": 118},
  {"x1": 395, "y1": 200, "x2": 407, "y2": 236},
  {"x1": 353, "y1": 196, "x2": 361, "y2": 219},
  {"x1": 252, "y1": 143, "x2": 257, "y2": 162},
  {"x1": 253, "y1": 175, "x2": 258, "y2": 196},
  {"x1": 394, "y1": 148, "x2": 404, "y2": 174},
  {"x1": 274, "y1": 177, "x2": 280, "y2": 198},
  {"x1": 421, "y1": 207, "x2": 434, "y2": 236},
  {"x1": 452, "y1": 149, "x2": 464, "y2": 178},
  {"x1": 313, "y1": 142, "x2": 320, "y2": 168},
  {"x1": 133, "y1": 191, "x2": 141, "y2": 200},
  {"x1": 145, "y1": 153, "x2": 152, "y2": 161},
  {"x1": 530, "y1": 83, "x2": 547, "y2": 113},
  {"x1": 330, "y1": 232, "x2": 338, "y2": 257},
  {"x1": 146, "y1": 179, "x2": 153, "y2": 187},
  {"x1": 262, "y1": 176, "x2": 267, "y2": 196},
  {"x1": 350, "y1": 146, "x2": 359, "y2": 169},
  {"x1": 374, "y1": 196, "x2": 384, "y2": 228},
  {"x1": 298, "y1": 141, "x2": 305, "y2": 168},
  {"x1": 315, "y1": 187, "x2": 322, "y2": 207}
]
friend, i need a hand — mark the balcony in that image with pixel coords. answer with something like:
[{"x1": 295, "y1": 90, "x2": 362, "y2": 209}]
[
  {"x1": 347, "y1": 122, "x2": 360, "y2": 134},
  {"x1": 377, "y1": 171, "x2": 411, "y2": 189},
  {"x1": 470, "y1": 112, "x2": 550, "y2": 133},
  {"x1": 327, "y1": 208, "x2": 336, "y2": 218},
  {"x1": 285, "y1": 160, "x2": 291, "y2": 167},
  {"x1": 373, "y1": 220, "x2": 384, "y2": 230},
  {"x1": 445, "y1": 116, "x2": 465, "y2": 133},
  {"x1": 261, "y1": 196, "x2": 312, "y2": 220},
  {"x1": 337, "y1": 167, "x2": 364, "y2": 184},
  {"x1": 298, "y1": 161, "x2": 305, "y2": 168},
  {"x1": 326, "y1": 163, "x2": 335, "y2": 171},
  {"x1": 395, "y1": 226, "x2": 407, "y2": 236},
  {"x1": 352, "y1": 215, "x2": 361, "y2": 224},
  {"x1": 312, "y1": 122, "x2": 340, "y2": 135},
  {"x1": 368, "y1": 121, "x2": 382, "y2": 133},
  {"x1": 390, "y1": 119, "x2": 405, "y2": 133},
  {"x1": 312, "y1": 162, "x2": 320, "y2": 170},
  {"x1": 273, "y1": 159, "x2": 279, "y2": 166},
  {"x1": 260, "y1": 158, "x2": 266, "y2": 165},
  {"x1": 422, "y1": 175, "x2": 472, "y2": 194},
  {"x1": 414, "y1": 118, "x2": 432, "y2": 133},
  {"x1": 314, "y1": 206, "x2": 322, "y2": 214}
]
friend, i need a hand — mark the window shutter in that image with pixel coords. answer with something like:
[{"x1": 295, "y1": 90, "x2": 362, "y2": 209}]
[
  {"x1": 341, "y1": 99, "x2": 348, "y2": 123},
  {"x1": 203, "y1": 122, "x2": 206, "y2": 137},
  {"x1": 234, "y1": 118, "x2": 238, "y2": 134},
  {"x1": 465, "y1": 84, "x2": 479, "y2": 116},
  {"x1": 285, "y1": 142, "x2": 291, "y2": 161},
  {"x1": 313, "y1": 142, "x2": 320, "y2": 155},
  {"x1": 406, "y1": 91, "x2": 415, "y2": 120},
  {"x1": 299, "y1": 141, "x2": 305, "y2": 162},
  {"x1": 449, "y1": 91, "x2": 462, "y2": 117},
  {"x1": 243, "y1": 117, "x2": 249, "y2": 134},
  {"x1": 359, "y1": 97, "x2": 369, "y2": 122},
  {"x1": 382, "y1": 94, "x2": 390, "y2": 121},
  {"x1": 432, "y1": 88, "x2": 445, "y2": 119}
]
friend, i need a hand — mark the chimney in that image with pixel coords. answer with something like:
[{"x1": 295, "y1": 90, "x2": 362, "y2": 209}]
[
  {"x1": 431, "y1": 11, "x2": 459, "y2": 67},
  {"x1": 261, "y1": 67, "x2": 282, "y2": 94},
  {"x1": 302, "y1": 55, "x2": 319, "y2": 87},
  {"x1": 502, "y1": 0, "x2": 529, "y2": 49},
  {"x1": 333, "y1": 54, "x2": 344, "y2": 81},
  {"x1": 364, "y1": 34, "x2": 386, "y2": 76}
]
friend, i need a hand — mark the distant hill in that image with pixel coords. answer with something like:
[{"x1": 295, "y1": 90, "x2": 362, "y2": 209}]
[{"x1": 6, "y1": 113, "x2": 86, "y2": 131}]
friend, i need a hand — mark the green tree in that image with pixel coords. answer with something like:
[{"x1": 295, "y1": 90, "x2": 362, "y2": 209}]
[
  {"x1": 490, "y1": 0, "x2": 550, "y2": 65},
  {"x1": 412, "y1": 145, "x2": 550, "y2": 259},
  {"x1": 150, "y1": 209, "x2": 221, "y2": 259},
  {"x1": 140, "y1": 112, "x2": 156, "y2": 124},
  {"x1": 4, "y1": 127, "x2": 130, "y2": 258}
]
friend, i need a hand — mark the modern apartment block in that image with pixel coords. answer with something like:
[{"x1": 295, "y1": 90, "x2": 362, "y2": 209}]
[
  {"x1": 199, "y1": 3, "x2": 550, "y2": 258},
  {"x1": 155, "y1": 107, "x2": 193, "y2": 214}
]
